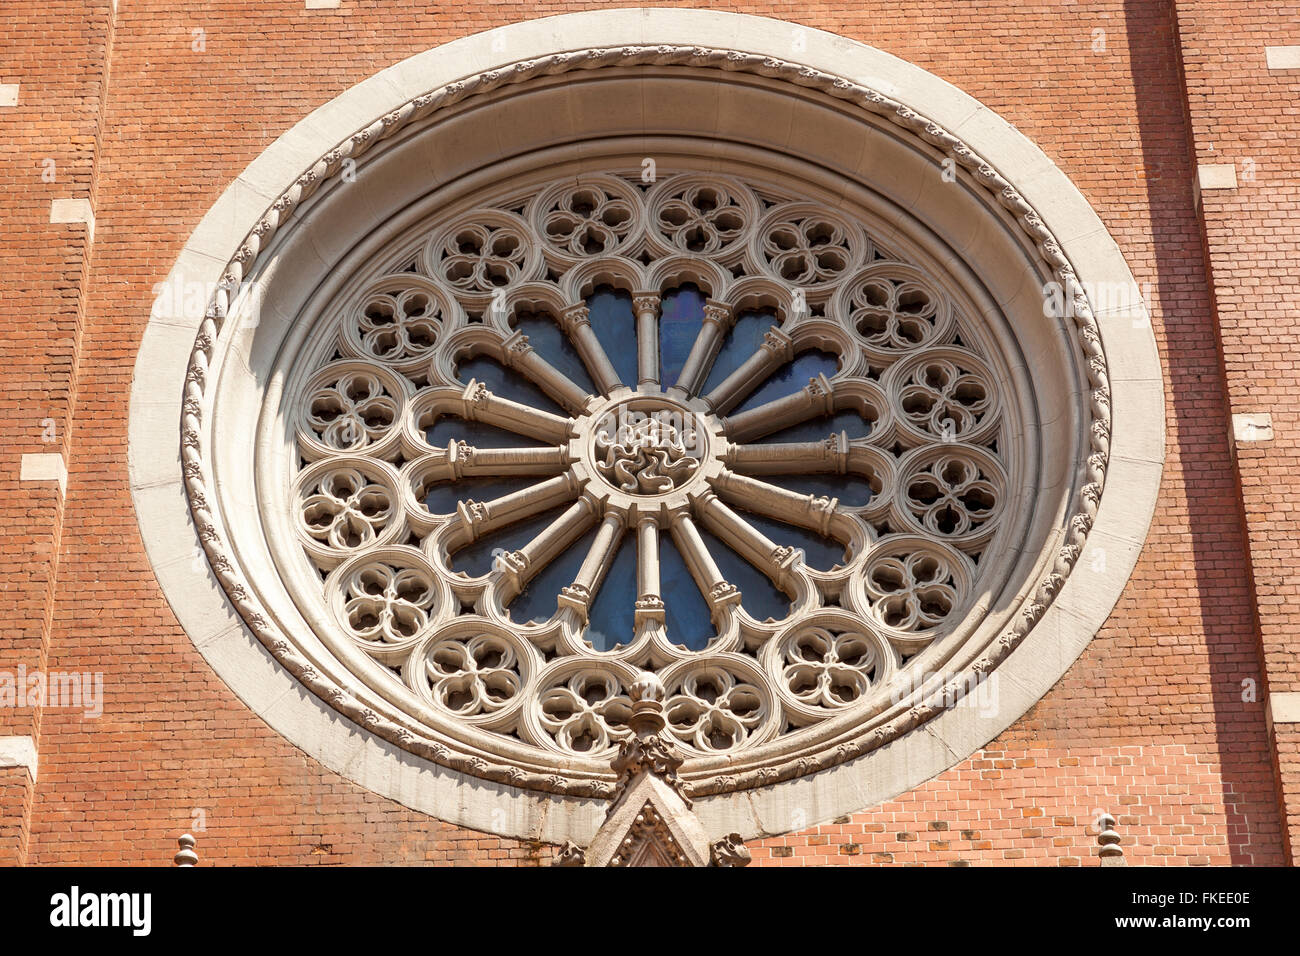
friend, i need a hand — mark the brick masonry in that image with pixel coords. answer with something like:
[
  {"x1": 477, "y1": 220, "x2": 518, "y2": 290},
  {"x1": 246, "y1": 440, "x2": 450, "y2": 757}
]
[
  {"x1": 0, "y1": 0, "x2": 111, "y2": 865},
  {"x1": 0, "y1": 0, "x2": 1292, "y2": 865},
  {"x1": 1171, "y1": 0, "x2": 1300, "y2": 862}
]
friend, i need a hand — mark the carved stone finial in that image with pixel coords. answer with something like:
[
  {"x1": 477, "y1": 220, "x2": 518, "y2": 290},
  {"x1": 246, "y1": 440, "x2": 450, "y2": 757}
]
[
  {"x1": 579, "y1": 683, "x2": 711, "y2": 865},
  {"x1": 552, "y1": 840, "x2": 587, "y2": 867},
  {"x1": 1097, "y1": 813, "x2": 1126, "y2": 866},
  {"x1": 631, "y1": 671, "x2": 665, "y2": 705},
  {"x1": 610, "y1": 672, "x2": 686, "y2": 806},
  {"x1": 709, "y1": 832, "x2": 752, "y2": 867},
  {"x1": 174, "y1": 833, "x2": 198, "y2": 867},
  {"x1": 626, "y1": 671, "x2": 668, "y2": 737}
]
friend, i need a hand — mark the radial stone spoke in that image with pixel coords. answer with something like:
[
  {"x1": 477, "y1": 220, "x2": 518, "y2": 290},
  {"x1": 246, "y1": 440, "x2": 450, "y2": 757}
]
[
  {"x1": 500, "y1": 330, "x2": 595, "y2": 415},
  {"x1": 634, "y1": 517, "x2": 665, "y2": 626},
  {"x1": 421, "y1": 442, "x2": 570, "y2": 482},
  {"x1": 695, "y1": 491, "x2": 797, "y2": 591},
  {"x1": 668, "y1": 300, "x2": 733, "y2": 400},
  {"x1": 710, "y1": 467, "x2": 839, "y2": 537},
  {"x1": 452, "y1": 472, "x2": 581, "y2": 548},
  {"x1": 667, "y1": 512, "x2": 741, "y2": 617},
  {"x1": 703, "y1": 325, "x2": 795, "y2": 415},
  {"x1": 464, "y1": 445, "x2": 570, "y2": 476},
  {"x1": 633, "y1": 292, "x2": 661, "y2": 388},
  {"x1": 495, "y1": 497, "x2": 598, "y2": 603},
  {"x1": 460, "y1": 379, "x2": 573, "y2": 443},
  {"x1": 723, "y1": 372, "x2": 834, "y2": 442},
  {"x1": 558, "y1": 512, "x2": 627, "y2": 622},
  {"x1": 723, "y1": 433, "x2": 848, "y2": 476},
  {"x1": 560, "y1": 304, "x2": 625, "y2": 396}
]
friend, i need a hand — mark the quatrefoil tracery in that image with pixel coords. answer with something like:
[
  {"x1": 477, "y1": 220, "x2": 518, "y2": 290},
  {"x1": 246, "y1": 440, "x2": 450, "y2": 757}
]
[
  {"x1": 299, "y1": 463, "x2": 395, "y2": 552},
  {"x1": 290, "y1": 171, "x2": 1012, "y2": 760}
]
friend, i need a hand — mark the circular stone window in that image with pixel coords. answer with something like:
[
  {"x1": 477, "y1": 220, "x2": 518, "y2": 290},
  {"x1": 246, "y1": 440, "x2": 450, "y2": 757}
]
[
  {"x1": 133, "y1": 11, "x2": 1162, "y2": 841},
  {"x1": 272, "y1": 165, "x2": 1025, "y2": 771}
]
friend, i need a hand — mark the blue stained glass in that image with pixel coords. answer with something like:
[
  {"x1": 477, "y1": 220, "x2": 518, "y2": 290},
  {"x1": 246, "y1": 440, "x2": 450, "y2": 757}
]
[
  {"x1": 659, "y1": 535, "x2": 714, "y2": 651},
  {"x1": 514, "y1": 312, "x2": 597, "y2": 396},
  {"x1": 762, "y1": 473, "x2": 876, "y2": 508},
  {"x1": 426, "y1": 417, "x2": 547, "y2": 449},
  {"x1": 698, "y1": 525, "x2": 791, "y2": 624},
  {"x1": 585, "y1": 533, "x2": 637, "y2": 651},
  {"x1": 736, "y1": 509, "x2": 849, "y2": 571},
  {"x1": 759, "y1": 408, "x2": 873, "y2": 444},
  {"x1": 701, "y1": 310, "x2": 778, "y2": 394},
  {"x1": 585, "y1": 287, "x2": 638, "y2": 386},
  {"x1": 449, "y1": 504, "x2": 569, "y2": 579},
  {"x1": 456, "y1": 355, "x2": 565, "y2": 416},
  {"x1": 511, "y1": 522, "x2": 597, "y2": 626},
  {"x1": 732, "y1": 350, "x2": 840, "y2": 413},
  {"x1": 658, "y1": 285, "x2": 706, "y2": 387},
  {"x1": 424, "y1": 476, "x2": 541, "y2": 516}
]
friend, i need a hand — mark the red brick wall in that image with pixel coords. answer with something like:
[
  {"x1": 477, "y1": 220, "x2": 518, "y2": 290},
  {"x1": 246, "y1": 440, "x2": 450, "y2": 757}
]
[
  {"x1": 752, "y1": 745, "x2": 1274, "y2": 866},
  {"x1": 2, "y1": 0, "x2": 1290, "y2": 865},
  {"x1": 0, "y1": 767, "x2": 34, "y2": 862},
  {"x1": 0, "y1": 1, "x2": 114, "y2": 864},
  {"x1": 1170, "y1": 0, "x2": 1300, "y2": 861}
]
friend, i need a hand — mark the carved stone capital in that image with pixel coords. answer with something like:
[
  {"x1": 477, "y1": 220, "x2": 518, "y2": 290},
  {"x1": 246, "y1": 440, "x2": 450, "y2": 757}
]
[
  {"x1": 804, "y1": 372, "x2": 835, "y2": 412},
  {"x1": 445, "y1": 439, "x2": 473, "y2": 479},
  {"x1": 557, "y1": 583, "x2": 592, "y2": 617},
  {"x1": 559, "y1": 303, "x2": 591, "y2": 334},
  {"x1": 806, "y1": 493, "x2": 839, "y2": 535},
  {"x1": 456, "y1": 499, "x2": 488, "y2": 536},
  {"x1": 631, "y1": 292, "x2": 661, "y2": 316},
  {"x1": 461, "y1": 378, "x2": 491, "y2": 417},
  {"x1": 497, "y1": 549, "x2": 529, "y2": 583},
  {"x1": 771, "y1": 544, "x2": 800, "y2": 573},
  {"x1": 760, "y1": 325, "x2": 795, "y2": 360},
  {"x1": 499, "y1": 329, "x2": 533, "y2": 367},
  {"x1": 702, "y1": 299, "x2": 734, "y2": 330},
  {"x1": 634, "y1": 594, "x2": 666, "y2": 624},
  {"x1": 707, "y1": 580, "x2": 742, "y2": 610}
]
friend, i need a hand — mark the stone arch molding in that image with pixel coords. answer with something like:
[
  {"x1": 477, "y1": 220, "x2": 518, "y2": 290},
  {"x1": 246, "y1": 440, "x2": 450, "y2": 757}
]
[{"x1": 129, "y1": 9, "x2": 1164, "y2": 845}]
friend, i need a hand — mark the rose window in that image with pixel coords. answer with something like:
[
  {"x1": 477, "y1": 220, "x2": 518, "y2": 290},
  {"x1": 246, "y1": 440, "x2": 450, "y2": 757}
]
[
  {"x1": 136, "y1": 24, "x2": 1150, "y2": 833},
  {"x1": 276, "y1": 169, "x2": 1018, "y2": 771}
]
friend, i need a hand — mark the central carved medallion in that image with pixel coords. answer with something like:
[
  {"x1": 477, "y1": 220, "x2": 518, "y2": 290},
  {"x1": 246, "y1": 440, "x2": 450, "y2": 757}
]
[{"x1": 593, "y1": 407, "x2": 703, "y2": 495}]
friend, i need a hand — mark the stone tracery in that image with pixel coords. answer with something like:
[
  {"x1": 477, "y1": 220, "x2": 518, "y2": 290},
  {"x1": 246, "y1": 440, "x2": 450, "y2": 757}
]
[{"x1": 281, "y1": 170, "x2": 1017, "y2": 766}]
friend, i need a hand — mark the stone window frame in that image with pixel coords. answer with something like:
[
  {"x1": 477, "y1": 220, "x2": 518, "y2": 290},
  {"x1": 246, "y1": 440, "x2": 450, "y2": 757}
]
[{"x1": 129, "y1": 10, "x2": 1163, "y2": 845}]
